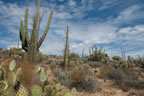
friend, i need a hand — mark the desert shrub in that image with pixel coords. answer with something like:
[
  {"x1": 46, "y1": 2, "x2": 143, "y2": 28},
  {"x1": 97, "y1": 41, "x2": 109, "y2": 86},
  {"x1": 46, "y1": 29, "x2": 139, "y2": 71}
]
[
  {"x1": 53, "y1": 69, "x2": 72, "y2": 87},
  {"x1": 36, "y1": 51, "x2": 46, "y2": 62},
  {"x1": 50, "y1": 60, "x2": 57, "y2": 70},
  {"x1": 106, "y1": 67, "x2": 144, "y2": 91},
  {"x1": 18, "y1": 61, "x2": 36, "y2": 89},
  {"x1": 8, "y1": 47, "x2": 23, "y2": 56},
  {"x1": 133, "y1": 56, "x2": 144, "y2": 68},
  {"x1": 88, "y1": 61, "x2": 102, "y2": 68},
  {"x1": 53, "y1": 65, "x2": 101, "y2": 92},
  {"x1": 69, "y1": 52, "x2": 80, "y2": 61},
  {"x1": 112, "y1": 56, "x2": 123, "y2": 61}
]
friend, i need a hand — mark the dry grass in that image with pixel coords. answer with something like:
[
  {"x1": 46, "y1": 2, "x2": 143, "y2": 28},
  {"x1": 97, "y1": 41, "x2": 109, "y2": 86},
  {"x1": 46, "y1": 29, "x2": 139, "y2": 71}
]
[{"x1": 16, "y1": 58, "x2": 38, "y2": 89}]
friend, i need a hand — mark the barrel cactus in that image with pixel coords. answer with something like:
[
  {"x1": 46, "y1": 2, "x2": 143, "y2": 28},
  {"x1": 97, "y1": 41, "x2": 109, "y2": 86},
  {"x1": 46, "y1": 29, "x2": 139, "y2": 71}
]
[{"x1": 31, "y1": 84, "x2": 42, "y2": 96}]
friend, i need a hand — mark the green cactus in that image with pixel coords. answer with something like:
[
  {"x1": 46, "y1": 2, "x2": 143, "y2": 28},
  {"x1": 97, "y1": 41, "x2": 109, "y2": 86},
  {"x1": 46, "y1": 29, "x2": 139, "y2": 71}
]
[
  {"x1": 31, "y1": 84, "x2": 42, "y2": 96},
  {"x1": 7, "y1": 60, "x2": 21, "y2": 86},
  {"x1": 71, "y1": 88, "x2": 76, "y2": 96},
  {"x1": 9, "y1": 60, "x2": 16, "y2": 72},
  {"x1": 63, "y1": 88, "x2": 76, "y2": 96},
  {"x1": 44, "y1": 85, "x2": 56, "y2": 96},
  {"x1": 0, "y1": 67, "x2": 6, "y2": 80},
  {"x1": 63, "y1": 92, "x2": 72, "y2": 96},
  {"x1": 19, "y1": 0, "x2": 53, "y2": 62},
  {"x1": 55, "y1": 83, "x2": 63, "y2": 92},
  {"x1": 7, "y1": 72, "x2": 17, "y2": 86},
  {"x1": 0, "y1": 81, "x2": 8, "y2": 93},
  {"x1": 40, "y1": 68, "x2": 51, "y2": 83},
  {"x1": 16, "y1": 84, "x2": 29, "y2": 96},
  {"x1": 64, "y1": 26, "x2": 69, "y2": 70},
  {"x1": 1, "y1": 87, "x2": 16, "y2": 96}
]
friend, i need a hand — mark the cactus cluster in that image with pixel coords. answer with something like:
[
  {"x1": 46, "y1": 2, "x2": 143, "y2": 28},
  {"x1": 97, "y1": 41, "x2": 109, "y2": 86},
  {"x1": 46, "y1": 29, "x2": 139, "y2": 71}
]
[
  {"x1": 88, "y1": 46, "x2": 109, "y2": 63},
  {"x1": 63, "y1": 88, "x2": 76, "y2": 96},
  {"x1": 0, "y1": 60, "x2": 22, "y2": 96},
  {"x1": 7, "y1": 60, "x2": 21, "y2": 86},
  {"x1": 19, "y1": 0, "x2": 53, "y2": 62}
]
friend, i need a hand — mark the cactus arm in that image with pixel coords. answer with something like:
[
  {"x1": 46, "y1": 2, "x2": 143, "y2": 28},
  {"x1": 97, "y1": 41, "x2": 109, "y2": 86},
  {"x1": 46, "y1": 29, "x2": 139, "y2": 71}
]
[
  {"x1": 20, "y1": 20, "x2": 28, "y2": 51},
  {"x1": 19, "y1": 21, "x2": 24, "y2": 42},
  {"x1": 35, "y1": 0, "x2": 40, "y2": 44},
  {"x1": 37, "y1": 11, "x2": 53, "y2": 49},
  {"x1": 64, "y1": 26, "x2": 69, "y2": 70},
  {"x1": 24, "y1": 8, "x2": 29, "y2": 45},
  {"x1": 36, "y1": 11, "x2": 44, "y2": 43}
]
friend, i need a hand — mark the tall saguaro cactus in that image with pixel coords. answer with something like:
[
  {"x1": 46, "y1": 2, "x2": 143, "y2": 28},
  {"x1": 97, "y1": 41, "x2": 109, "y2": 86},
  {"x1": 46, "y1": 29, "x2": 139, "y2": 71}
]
[
  {"x1": 19, "y1": 0, "x2": 53, "y2": 62},
  {"x1": 64, "y1": 26, "x2": 69, "y2": 70}
]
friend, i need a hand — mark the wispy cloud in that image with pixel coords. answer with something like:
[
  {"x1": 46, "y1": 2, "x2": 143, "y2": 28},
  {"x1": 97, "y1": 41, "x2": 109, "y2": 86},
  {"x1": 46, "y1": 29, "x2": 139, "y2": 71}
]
[{"x1": 0, "y1": 0, "x2": 144, "y2": 58}]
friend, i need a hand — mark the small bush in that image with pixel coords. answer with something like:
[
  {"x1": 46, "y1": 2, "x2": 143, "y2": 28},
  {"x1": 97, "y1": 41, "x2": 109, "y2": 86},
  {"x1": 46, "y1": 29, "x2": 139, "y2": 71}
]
[
  {"x1": 69, "y1": 52, "x2": 80, "y2": 61},
  {"x1": 112, "y1": 56, "x2": 123, "y2": 61},
  {"x1": 106, "y1": 67, "x2": 144, "y2": 91},
  {"x1": 53, "y1": 65, "x2": 101, "y2": 92},
  {"x1": 88, "y1": 61, "x2": 102, "y2": 68}
]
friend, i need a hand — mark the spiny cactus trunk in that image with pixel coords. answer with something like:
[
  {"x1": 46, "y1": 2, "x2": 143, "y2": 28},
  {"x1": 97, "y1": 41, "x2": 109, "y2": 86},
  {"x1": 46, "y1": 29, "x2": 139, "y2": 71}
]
[
  {"x1": 28, "y1": 17, "x2": 38, "y2": 62},
  {"x1": 64, "y1": 26, "x2": 69, "y2": 70},
  {"x1": 19, "y1": 0, "x2": 53, "y2": 62}
]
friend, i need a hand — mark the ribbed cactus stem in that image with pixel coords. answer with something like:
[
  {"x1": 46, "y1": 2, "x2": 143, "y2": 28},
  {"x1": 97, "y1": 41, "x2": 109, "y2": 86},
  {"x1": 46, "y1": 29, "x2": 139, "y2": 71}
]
[
  {"x1": 64, "y1": 26, "x2": 69, "y2": 70},
  {"x1": 24, "y1": 8, "x2": 29, "y2": 45},
  {"x1": 37, "y1": 11, "x2": 53, "y2": 48},
  {"x1": 19, "y1": 0, "x2": 53, "y2": 62}
]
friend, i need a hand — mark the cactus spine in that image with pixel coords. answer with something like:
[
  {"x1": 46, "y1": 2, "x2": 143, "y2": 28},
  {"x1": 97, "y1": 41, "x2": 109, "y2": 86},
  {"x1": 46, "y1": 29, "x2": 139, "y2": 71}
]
[
  {"x1": 64, "y1": 26, "x2": 69, "y2": 70},
  {"x1": 19, "y1": 0, "x2": 53, "y2": 62}
]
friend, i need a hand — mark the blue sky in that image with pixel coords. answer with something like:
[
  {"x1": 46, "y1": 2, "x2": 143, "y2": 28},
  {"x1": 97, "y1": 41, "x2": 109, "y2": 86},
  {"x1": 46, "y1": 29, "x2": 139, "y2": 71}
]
[{"x1": 0, "y1": 0, "x2": 144, "y2": 57}]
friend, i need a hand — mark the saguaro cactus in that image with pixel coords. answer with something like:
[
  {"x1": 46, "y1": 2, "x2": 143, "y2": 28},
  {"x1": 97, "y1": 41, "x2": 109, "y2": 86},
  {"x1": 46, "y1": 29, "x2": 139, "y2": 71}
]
[
  {"x1": 19, "y1": 0, "x2": 53, "y2": 62},
  {"x1": 64, "y1": 26, "x2": 69, "y2": 70}
]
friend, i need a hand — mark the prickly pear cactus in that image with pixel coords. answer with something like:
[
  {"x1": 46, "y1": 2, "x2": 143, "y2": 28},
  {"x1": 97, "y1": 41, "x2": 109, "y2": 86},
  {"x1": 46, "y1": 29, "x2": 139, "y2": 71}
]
[
  {"x1": 9, "y1": 60, "x2": 16, "y2": 72},
  {"x1": 31, "y1": 84, "x2": 42, "y2": 96},
  {"x1": 0, "y1": 68, "x2": 5, "y2": 80},
  {"x1": 71, "y1": 88, "x2": 76, "y2": 96},
  {"x1": 44, "y1": 85, "x2": 56, "y2": 96},
  {"x1": 1, "y1": 87, "x2": 16, "y2": 96},
  {"x1": 7, "y1": 72, "x2": 17, "y2": 86},
  {"x1": 55, "y1": 83, "x2": 63, "y2": 92},
  {"x1": 16, "y1": 84, "x2": 29, "y2": 96},
  {"x1": 63, "y1": 92, "x2": 72, "y2": 96},
  {"x1": 0, "y1": 81, "x2": 8, "y2": 93},
  {"x1": 40, "y1": 68, "x2": 51, "y2": 83},
  {"x1": 40, "y1": 71, "x2": 47, "y2": 83}
]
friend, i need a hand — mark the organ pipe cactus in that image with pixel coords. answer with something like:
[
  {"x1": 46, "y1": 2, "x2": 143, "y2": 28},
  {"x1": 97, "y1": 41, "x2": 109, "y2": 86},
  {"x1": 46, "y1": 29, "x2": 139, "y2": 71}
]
[
  {"x1": 19, "y1": 0, "x2": 53, "y2": 62},
  {"x1": 64, "y1": 26, "x2": 69, "y2": 70}
]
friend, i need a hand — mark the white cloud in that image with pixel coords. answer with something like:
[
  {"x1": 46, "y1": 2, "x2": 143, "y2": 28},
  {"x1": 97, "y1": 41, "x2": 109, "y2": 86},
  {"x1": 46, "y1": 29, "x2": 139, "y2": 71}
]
[
  {"x1": 0, "y1": 0, "x2": 144, "y2": 58},
  {"x1": 112, "y1": 5, "x2": 144, "y2": 24},
  {"x1": 68, "y1": 0, "x2": 76, "y2": 7},
  {"x1": 99, "y1": 0, "x2": 119, "y2": 10}
]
